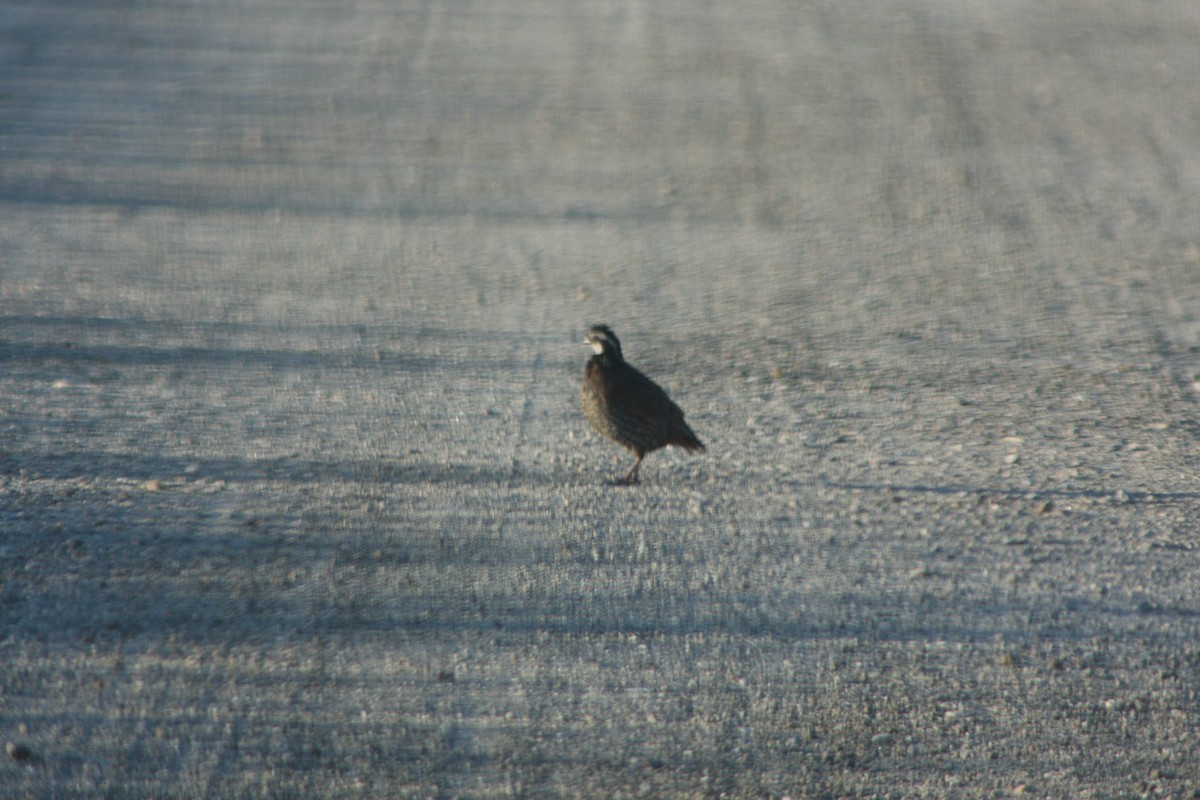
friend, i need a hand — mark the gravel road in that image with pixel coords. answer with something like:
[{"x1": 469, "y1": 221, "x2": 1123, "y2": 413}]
[{"x1": 4, "y1": 1, "x2": 1200, "y2": 797}]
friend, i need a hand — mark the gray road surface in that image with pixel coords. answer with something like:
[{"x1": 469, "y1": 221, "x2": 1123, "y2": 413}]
[{"x1": 4, "y1": 1, "x2": 1200, "y2": 797}]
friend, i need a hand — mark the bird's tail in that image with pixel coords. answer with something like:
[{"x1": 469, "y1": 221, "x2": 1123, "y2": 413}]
[{"x1": 670, "y1": 424, "x2": 705, "y2": 452}]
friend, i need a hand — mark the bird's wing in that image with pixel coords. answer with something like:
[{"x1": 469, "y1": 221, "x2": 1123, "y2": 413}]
[{"x1": 611, "y1": 365, "x2": 686, "y2": 425}]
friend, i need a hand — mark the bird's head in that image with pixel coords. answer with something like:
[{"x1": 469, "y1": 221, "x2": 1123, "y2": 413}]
[{"x1": 585, "y1": 324, "x2": 623, "y2": 359}]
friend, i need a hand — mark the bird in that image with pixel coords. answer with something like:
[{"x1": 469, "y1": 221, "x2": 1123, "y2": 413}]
[{"x1": 580, "y1": 324, "x2": 704, "y2": 485}]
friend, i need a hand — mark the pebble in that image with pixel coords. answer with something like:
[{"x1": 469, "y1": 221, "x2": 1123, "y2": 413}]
[{"x1": 7, "y1": 741, "x2": 32, "y2": 763}]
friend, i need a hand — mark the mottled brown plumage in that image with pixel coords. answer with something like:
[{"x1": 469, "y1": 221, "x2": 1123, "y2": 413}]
[{"x1": 580, "y1": 324, "x2": 704, "y2": 485}]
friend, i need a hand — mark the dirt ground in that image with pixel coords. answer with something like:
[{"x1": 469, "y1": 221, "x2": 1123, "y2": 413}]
[{"x1": 4, "y1": 1, "x2": 1200, "y2": 797}]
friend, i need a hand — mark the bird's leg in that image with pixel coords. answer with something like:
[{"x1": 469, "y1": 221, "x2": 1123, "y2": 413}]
[{"x1": 612, "y1": 453, "x2": 642, "y2": 486}]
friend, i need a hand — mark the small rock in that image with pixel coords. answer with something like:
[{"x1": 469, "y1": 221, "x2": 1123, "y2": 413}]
[
  {"x1": 997, "y1": 651, "x2": 1020, "y2": 667},
  {"x1": 7, "y1": 741, "x2": 32, "y2": 763},
  {"x1": 436, "y1": 669, "x2": 455, "y2": 684},
  {"x1": 142, "y1": 479, "x2": 163, "y2": 492},
  {"x1": 1035, "y1": 500, "x2": 1054, "y2": 514}
]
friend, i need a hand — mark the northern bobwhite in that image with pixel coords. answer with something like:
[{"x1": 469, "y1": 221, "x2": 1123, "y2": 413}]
[{"x1": 580, "y1": 324, "x2": 704, "y2": 485}]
